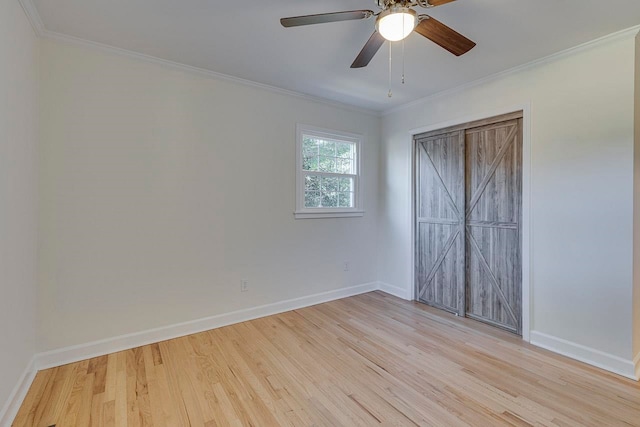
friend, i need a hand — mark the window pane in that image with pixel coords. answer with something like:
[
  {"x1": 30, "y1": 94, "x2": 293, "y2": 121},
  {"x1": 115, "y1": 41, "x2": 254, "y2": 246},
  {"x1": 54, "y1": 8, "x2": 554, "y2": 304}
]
[
  {"x1": 322, "y1": 192, "x2": 338, "y2": 208},
  {"x1": 302, "y1": 136, "x2": 355, "y2": 175},
  {"x1": 338, "y1": 177, "x2": 353, "y2": 192},
  {"x1": 318, "y1": 140, "x2": 336, "y2": 157},
  {"x1": 318, "y1": 156, "x2": 336, "y2": 172},
  {"x1": 338, "y1": 192, "x2": 354, "y2": 208},
  {"x1": 305, "y1": 191, "x2": 321, "y2": 208},
  {"x1": 335, "y1": 142, "x2": 352, "y2": 159},
  {"x1": 336, "y1": 158, "x2": 354, "y2": 174},
  {"x1": 303, "y1": 138, "x2": 319, "y2": 156},
  {"x1": 321, "y1": 177, "x2": 339, "y2": 193},
  {"x1": 303, "y1": 155, "x2": 318, "y2": 171},
  {"x1": 304, "y1": 176, "x2": 355, "y2": 208},
  {"x1": 304, "y1": 175, "x2": 320, "y2": 191}
]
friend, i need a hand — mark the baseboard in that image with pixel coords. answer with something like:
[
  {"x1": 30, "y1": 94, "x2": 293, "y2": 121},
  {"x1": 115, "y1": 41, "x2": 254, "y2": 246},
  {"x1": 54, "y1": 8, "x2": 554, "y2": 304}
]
[
  {"x1": 530, "y1": 331, "x2": 638, "y2": 380},
  {"x1": 36, "y1": 282, "x2": 379, "y2": 370},
  {"x1": 0, "y1": 357, "x2": 37, "y2": 427},
  {"x1": 377, "y1": 281, "x2": 412, "y2": 300},
  {"x1": 634, "y1": 351, "x2": 640, "y2": 380}
]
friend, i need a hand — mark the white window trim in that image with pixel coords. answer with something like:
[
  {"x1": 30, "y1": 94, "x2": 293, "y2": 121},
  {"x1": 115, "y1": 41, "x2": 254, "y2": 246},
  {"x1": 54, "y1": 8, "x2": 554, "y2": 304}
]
[{"x1": 294, "y1": 124, "x2": 364, "y2": 219}]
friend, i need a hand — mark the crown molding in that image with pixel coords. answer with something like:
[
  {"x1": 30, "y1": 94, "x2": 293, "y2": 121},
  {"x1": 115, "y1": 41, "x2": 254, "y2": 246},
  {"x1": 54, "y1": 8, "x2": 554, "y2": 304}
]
[
  {"x1": 382, "y1": 24, "x2": 640, "y2": 116},
  {"x1": 17, "y1": 0, "x2": 44, "y2": 36}
]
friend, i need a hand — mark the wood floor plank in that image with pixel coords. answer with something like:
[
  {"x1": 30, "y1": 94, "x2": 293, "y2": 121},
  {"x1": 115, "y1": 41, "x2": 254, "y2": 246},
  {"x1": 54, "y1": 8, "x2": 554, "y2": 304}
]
[
  {"x1": 74, "y1": 372, "x2": 94, "y2": 427},
  {"x1": 33, "y1": 364, "x2": 77, "y2": 426},
  {"x1": 89, "y1": 391, "x2": 104, "y2": 427},
  {"x1": 141, "y1": 346, "x2": 167, "y2": 427},
  {"x1": 115, "y1": 352, "x2": 128, "y2": 427},
  {"x1": 56, "y1": 360, "x2": 90, "y2": 426},
  {"x1": 11, "y1": 292, "x2": 640, "y2": 426},
  {"x1": 103, "y1": 399, "x2": 116, "y2": 427}
]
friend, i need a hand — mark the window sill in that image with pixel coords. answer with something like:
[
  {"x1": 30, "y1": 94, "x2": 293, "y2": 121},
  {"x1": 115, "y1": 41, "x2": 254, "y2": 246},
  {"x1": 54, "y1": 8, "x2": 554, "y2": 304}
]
[{"x1": 294, "y1": 210, "x2": 365, "y2": 219}]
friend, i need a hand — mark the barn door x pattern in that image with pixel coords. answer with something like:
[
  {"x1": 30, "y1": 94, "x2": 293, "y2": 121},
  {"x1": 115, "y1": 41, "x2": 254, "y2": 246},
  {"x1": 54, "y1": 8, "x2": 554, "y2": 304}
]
[{"x1": 416, "y1": 119, "x2": 522, "y2": 334}]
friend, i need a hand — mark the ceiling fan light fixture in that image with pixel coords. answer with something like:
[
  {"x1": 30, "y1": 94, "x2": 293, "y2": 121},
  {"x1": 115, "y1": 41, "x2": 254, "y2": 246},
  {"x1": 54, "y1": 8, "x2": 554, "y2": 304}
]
[{"x1": 376, "y1": 7, "x2": 417, "y2": 42}]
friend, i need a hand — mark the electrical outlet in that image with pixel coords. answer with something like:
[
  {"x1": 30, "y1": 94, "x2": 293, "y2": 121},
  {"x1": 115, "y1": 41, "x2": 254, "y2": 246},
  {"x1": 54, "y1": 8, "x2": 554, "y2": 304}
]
[
  {"x1": 240, "y1": 280, "x2": 249, "y2": 292},
  {"x1": 343, "y1": 262, "x2": 349, "y2": 272}
]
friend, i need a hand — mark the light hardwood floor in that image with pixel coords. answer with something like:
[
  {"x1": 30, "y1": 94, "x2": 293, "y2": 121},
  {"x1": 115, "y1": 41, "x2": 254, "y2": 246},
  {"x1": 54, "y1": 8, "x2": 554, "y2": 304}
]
[{"x1": 13, "y1": 292, "x2": 640, "y2": 426}]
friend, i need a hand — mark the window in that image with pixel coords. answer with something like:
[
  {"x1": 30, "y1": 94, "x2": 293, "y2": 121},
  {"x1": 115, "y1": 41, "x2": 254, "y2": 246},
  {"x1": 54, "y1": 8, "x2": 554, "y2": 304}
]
[{"x1": 295, "y1": 125, "x2": 364, "y2": 219}]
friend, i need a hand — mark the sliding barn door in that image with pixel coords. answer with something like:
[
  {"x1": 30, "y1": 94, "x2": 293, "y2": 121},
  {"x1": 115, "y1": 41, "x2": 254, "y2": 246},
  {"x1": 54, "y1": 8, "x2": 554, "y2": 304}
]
[
  {"x1": 465, "y1": 119, "x2": 522, "y2": 334},
  {"x1": 414, "y1": 113, "x2": 523, "y2": 335},
  {"x1": 415, "y1": 131, "x2": 466, "y2": 316}
]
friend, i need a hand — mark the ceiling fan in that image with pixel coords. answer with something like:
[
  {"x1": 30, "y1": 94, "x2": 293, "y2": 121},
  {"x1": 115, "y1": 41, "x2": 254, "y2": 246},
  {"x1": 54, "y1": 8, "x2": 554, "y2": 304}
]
[{"x1": 280, "y1": 0, "x2": 476, "y2": 69}]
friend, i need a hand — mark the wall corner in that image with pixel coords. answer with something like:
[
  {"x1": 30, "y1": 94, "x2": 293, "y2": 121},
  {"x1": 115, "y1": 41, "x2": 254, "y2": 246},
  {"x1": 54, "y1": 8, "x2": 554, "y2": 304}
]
[{"x1": 632, "y1": 31, "x2": 640, "y2": 361}]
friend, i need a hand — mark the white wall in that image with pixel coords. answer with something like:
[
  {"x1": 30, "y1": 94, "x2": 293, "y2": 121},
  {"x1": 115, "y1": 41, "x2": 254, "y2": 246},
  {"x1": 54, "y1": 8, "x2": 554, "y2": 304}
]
[
  {"x1": 0, "y1": 0, "x2": 39, "y2": 412},
  {"x1": 379, "y1": 34, "x2": 637, "y2": 364},
  {"x1": 37, "y1": 39, "x2": 380, "y2": 351}
]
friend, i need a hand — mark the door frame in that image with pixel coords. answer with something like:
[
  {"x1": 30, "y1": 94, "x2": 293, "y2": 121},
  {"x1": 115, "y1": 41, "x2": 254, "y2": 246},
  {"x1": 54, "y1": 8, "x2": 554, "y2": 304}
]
[{"x1": 409, "y1": 103, "x2": 532, "y2": 343}]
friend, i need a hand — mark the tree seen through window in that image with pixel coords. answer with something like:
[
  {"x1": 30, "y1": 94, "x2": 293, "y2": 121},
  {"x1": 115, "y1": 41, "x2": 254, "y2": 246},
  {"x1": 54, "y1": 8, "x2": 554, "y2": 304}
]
[{"x1": 302, "y1": 136, "x2": 356, "y2": 208}]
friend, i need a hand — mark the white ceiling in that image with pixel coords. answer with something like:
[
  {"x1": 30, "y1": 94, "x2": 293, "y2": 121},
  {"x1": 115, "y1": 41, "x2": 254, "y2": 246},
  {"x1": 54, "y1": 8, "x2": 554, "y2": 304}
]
[{"x1": 31, "y1": 0, "x2": 640, "y2": 112}]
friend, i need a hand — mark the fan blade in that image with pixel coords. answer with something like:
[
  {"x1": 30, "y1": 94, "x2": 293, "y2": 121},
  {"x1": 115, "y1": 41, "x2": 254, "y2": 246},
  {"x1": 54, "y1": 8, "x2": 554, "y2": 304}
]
[
  {"x1": 351, "y1": 31, "x2": 385, "y2": 68},
  {"x1": 281, "y1": 10, "x2": 373, "y2": 28},
  {"x1": 424, "y1": 0, "x2": 457, "y2": 6},
  {"x1": 414, "y1": 16, "x2": 476, "y2": 56}
]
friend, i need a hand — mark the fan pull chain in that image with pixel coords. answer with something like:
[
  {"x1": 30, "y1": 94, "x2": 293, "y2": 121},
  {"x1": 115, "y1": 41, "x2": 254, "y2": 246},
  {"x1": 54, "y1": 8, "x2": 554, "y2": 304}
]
[
  {"x1": 388, "y1": 41, "x2": 392, "y2": 98},
  {"x1": 402, "y1": 37, "x2": 405, "y2": 84},
  {"x1": 402, "y1": 14, "x2": 406, "y2": 84}
]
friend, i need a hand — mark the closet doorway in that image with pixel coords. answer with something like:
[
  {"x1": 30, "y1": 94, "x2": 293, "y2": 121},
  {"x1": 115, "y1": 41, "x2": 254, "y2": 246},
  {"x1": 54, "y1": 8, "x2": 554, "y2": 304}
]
[{"x1": 414, "y1": 111, "x2": 523, "y2": 335}]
